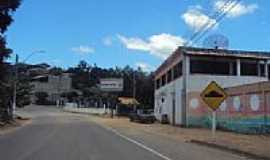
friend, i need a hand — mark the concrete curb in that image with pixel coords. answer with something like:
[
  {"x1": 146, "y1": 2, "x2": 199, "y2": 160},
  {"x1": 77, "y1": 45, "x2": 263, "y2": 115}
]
[{"x1": 190, "y1": 139, "x2": 270, "y2": 160}]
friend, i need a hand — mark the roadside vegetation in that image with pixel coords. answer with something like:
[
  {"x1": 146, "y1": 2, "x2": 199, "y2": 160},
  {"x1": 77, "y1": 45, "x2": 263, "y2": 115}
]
[
  {"x1": 0, "y1": 0, "x2": 22, "y2": 124},
  {"x1": 33, "y1": 60, "x2": 155, "y2": 109}
]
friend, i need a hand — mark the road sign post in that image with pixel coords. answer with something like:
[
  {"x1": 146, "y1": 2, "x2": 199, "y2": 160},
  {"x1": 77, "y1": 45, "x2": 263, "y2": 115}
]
[
  {"x1": 200, "y1": 81, "x2": 227, "y2": 140},
  {"x1": 212, "y1": 111, "x2": 216, "y2": 139},
  {"x1": 99, "y1": 78, "x2": 123, "y2": 119}
]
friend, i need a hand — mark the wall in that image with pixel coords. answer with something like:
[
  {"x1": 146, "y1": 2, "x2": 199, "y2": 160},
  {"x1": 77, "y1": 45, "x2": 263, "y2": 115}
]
[
  {"x1": 187, "y1": 78, "x2": 270, "y2": 134},
  {"x1": 31, "y1": 74, "x2": 72, "y2": 102},
  {"x1": 187, "y1": 74, "x2": 268, "y2": 92},
  {"x1": 154, "y1": 77, "x2": 183, "y2": 124},
  {"x1": 63, "y1": 104, "x2": 115, "y2": 115}
]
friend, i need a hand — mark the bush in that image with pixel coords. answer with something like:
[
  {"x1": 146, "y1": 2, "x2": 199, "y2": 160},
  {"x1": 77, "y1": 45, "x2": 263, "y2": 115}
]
[{"x1": 35, "y1": 92, "x2": 49, "y2": 105}]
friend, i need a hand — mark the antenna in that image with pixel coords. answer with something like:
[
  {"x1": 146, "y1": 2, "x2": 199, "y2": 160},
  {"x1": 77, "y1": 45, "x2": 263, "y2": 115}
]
[{"x1": 203, "y1": 34, "x2": 229, "y2": 49}]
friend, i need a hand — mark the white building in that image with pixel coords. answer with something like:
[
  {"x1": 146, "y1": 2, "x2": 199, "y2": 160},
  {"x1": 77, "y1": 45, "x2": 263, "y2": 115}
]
[{"x1": 154, "y1": 47, "x2": 270, "y2": 126}]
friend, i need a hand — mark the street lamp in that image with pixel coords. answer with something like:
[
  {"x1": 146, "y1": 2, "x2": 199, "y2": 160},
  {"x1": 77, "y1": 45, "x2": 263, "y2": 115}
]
[
  {"x1": 21, "y1": 50, "x2": 46, "y2": 63},
  {"x1": 12, "y1": 50, "x2": 45, "y2": 117}
]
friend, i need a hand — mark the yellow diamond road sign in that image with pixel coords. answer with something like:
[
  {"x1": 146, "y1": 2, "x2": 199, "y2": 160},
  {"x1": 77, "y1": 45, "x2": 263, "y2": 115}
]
[{"x1": 200, "y1": 81, "x2": 228, "y2": 111}]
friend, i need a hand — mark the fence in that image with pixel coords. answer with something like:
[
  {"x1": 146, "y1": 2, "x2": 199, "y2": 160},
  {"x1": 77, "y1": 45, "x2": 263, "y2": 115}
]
[{"x1": 63, "y1": 103, "x2": 115, "y2": 115}]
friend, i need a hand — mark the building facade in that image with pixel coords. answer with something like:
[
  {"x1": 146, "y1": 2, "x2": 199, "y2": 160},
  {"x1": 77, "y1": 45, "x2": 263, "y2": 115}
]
[
  {"x1": 31, "y1": 73, "x2": 72, "y2": 102},
  {"x1": 154, "y1": 47, "x2": 270, "y2": 132}
]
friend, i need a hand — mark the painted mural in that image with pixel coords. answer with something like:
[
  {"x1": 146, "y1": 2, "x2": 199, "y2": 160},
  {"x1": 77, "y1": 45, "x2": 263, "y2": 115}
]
[{"x1": 187, "y1": 90, "x2": 270, "y2": 134}]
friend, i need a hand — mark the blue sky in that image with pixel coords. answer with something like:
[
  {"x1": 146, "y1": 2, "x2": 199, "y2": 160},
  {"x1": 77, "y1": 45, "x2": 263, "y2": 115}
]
[{"x1": 6, "y1": 0, "x2": 270, "y2": 71}]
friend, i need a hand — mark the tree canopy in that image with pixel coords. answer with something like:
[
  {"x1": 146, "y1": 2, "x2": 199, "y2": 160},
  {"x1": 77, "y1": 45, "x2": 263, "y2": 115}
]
[
  {"x1": 66, "y1": 61, "x2": 154, "y2": 108},
  {"x1": 0, "y1": 0, "x2": 21, "y2": 78},
  {"x1": 0, "y1": 0, "x2": 22, "y2": 121}
]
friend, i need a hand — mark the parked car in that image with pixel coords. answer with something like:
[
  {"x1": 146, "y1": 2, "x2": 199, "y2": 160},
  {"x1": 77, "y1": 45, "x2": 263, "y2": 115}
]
[{"x1": 129, "y1": 109, "x2": 155, "y2": 123}]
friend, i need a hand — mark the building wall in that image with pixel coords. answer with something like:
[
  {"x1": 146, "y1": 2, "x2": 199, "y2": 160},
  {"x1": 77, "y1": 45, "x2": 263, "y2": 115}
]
[
  {"x1": 154, "y1": 47, "x2": 270, "y2": 133},
  {"x1": 154, "y1": 77, "x2": 183, "y2": 124},
  {"x1": 154, "y1": 74, "x2": 269, "y2": 130},
  {"x1": 187, "y1": 79, "x2": 270, "y2": 134},
  {"x1": 31, "y1": 74, "x2": 72, "y2": 102},
  {"x1": 187, "y1": 75, "x2": 268, "y2": 92}
]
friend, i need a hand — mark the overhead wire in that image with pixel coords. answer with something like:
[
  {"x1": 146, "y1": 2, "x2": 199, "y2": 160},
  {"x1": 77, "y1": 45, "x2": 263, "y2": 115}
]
[
  {"x1": 184, "y1": 0, "x2": 242, "y2": 47},
  {"x1": 189, "y1": 0, "x2": 242, "y2": 46},
  {"x1": 185, "y1": 0, "x2": 234, "y2": 46}
]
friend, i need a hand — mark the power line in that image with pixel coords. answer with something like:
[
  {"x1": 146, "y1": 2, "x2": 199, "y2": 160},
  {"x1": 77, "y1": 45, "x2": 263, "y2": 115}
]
[
  {"x1": 190, "y1": 0, "x2": 242, "y2": 46},
  {"x1": 185, "y1": 0, "x2": 234, "y2": 46},
  {"x1": 185, "y1": 0, "x2": 242, "y2": 47}
]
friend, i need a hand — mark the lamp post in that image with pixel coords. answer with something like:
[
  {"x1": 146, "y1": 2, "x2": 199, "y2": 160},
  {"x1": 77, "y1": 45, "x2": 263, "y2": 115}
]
[{"x1": 12, "y1": 50, "x2": 45, "y2": 117}]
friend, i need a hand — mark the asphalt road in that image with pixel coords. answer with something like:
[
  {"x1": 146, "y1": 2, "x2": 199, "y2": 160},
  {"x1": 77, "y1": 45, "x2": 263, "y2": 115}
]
[{"x1": 0, "y1": 106, "x2": 252, "y2": 160}]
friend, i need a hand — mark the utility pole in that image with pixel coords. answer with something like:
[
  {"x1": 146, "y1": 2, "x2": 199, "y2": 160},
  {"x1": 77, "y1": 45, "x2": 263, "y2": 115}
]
[
  {"x1": 132, "y1": 71, "x2": 136, "y2": 111},
  {"x1": 12, "y1": 54, "x2": 19, "y2": 118},
  {"x1": 12, "y1": 50, "x2": 45, "y2": 117}
]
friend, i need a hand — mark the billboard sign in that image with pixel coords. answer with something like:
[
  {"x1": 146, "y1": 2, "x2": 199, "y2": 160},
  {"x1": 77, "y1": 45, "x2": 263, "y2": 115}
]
[{"x1": 99, "y1": 78, "x2": 123, "y2": 92}]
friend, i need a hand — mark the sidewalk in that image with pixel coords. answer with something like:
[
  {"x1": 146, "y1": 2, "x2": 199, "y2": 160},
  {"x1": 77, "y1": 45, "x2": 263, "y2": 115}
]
[{"x1": 92, "y1": 116, "x2": 270, "y2": 159}]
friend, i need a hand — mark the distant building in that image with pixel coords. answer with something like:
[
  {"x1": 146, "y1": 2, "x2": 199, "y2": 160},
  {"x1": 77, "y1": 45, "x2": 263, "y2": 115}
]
[
  {"x1": 31, "y1": 73, "x2": 72, "y2": 103},
  {"x1": 154, "y1": 47, "x2": 270, "y2": 127},
  {"x1": 26, "y1": 63, "x2": 50, "y2": 76}
]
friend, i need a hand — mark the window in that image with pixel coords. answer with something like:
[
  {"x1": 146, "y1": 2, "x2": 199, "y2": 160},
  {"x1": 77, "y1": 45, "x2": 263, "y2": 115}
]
[
  {"x1": 155, "y1": 79, "x2": 160, "y2": 89},
  {"x1": 190, "y1": 59, "x2": 235, "y2": 75},
  {"x1": 260, "y1": 64, "x2": 265, "y2": 77},
  {"x1": 161, "y1": 75, "x2": 166, "y2": 86},
  {"x1": 241, "y1": 62, "x2": 258, "y2": 76},
  {"x1": 173, "y1": 62, "x2": 182, "y2": 79},
  {"x1": 167, "y1": 69, "x2": 172, "y2": 83}
]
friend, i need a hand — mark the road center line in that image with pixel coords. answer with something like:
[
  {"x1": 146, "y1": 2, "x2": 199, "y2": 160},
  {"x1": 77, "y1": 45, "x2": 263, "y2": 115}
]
[{"x1": 104, "y1": 126, "x2": 172, "y2": 160}]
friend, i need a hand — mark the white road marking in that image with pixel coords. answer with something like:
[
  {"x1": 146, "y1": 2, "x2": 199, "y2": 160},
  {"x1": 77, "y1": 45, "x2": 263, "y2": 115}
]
[{"x1": 104, "y1": 127, "x2": 173, "y2": 160}]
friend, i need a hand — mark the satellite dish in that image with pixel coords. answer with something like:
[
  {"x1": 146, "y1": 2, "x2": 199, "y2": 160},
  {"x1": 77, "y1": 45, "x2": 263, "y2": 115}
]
[{"x1": 203, "y1": 34, "x2": 229, "y2": 49}]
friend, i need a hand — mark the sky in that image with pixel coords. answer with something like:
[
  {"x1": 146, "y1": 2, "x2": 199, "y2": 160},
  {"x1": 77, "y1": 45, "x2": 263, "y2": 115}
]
[{"x1": 5, "y1": 0, "x2": 270, "y2": 72}]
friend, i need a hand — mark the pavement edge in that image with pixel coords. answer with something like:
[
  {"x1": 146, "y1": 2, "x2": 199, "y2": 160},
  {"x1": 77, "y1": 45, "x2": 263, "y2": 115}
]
[{"x1": 190, "y1": 139, "x2": 270, "y2": 160}]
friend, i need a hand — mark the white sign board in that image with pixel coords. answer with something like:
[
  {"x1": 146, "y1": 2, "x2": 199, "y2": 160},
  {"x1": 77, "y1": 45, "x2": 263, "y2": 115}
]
[{"x1": 99, "y1": 78, "x2": 123, "y2": 92}]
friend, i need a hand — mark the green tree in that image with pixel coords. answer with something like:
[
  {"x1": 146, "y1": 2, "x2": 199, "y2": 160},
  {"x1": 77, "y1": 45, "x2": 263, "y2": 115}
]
[
  {"x1": 0, "y1": 0, "x2": 22, "y2": 69},
  {"x1": 67, "y1": 62, "x2": 155, "y2": 108},
  {"x1": 16, "y1": 71, "x2": 33, "y2": 108},
  {"x1": 0, "y1": 0, "x2": 22, "y2": 120},
  {"x1": 68, "y1": 60, "x2": 93, "y2": 90},
  {"x1": 35, "y1": 92, "x2": 48, "y2": 105},
  {"x1": 61, "y1": 91, "x2": 79, "y2": 102}
]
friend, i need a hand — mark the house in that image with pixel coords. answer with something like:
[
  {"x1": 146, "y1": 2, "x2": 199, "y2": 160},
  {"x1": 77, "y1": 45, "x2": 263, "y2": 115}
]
[
  {"x1": 154, "y1": 46, "x2": 270, "y2": 128},
  {"x1": 31, "y1": 73, "x2": 72, "y2": 103}
]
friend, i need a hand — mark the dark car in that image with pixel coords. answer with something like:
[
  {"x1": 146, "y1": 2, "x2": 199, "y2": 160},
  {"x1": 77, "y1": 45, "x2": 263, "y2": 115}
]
[{"x1": 129, "y1": 109, "x2": 155, "y2": 123}]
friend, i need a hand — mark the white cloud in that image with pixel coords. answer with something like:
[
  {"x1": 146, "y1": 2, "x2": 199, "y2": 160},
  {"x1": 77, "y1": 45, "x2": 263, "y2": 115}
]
[
  {"x1": 103, "y1": 37, "x2": 113, "y2": 46},
  {"x1": 118, "y1": 35, "x2": 149, "y2": 51},
  {"x1": 182, "y1": 6, "x2": 218, "y2": 31},
  {"x1": 214, "y1": 0, "x2": 258, "y2": 18},
  {"x1": 71, "y1": 45, "x2": 95, "y2": 55},
  {"x1": 118, "y1": 33, "x2": 185, "y2": 59},
  {"x1": 135, "y1": 62, "x2": 154, "y2": 72}
]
